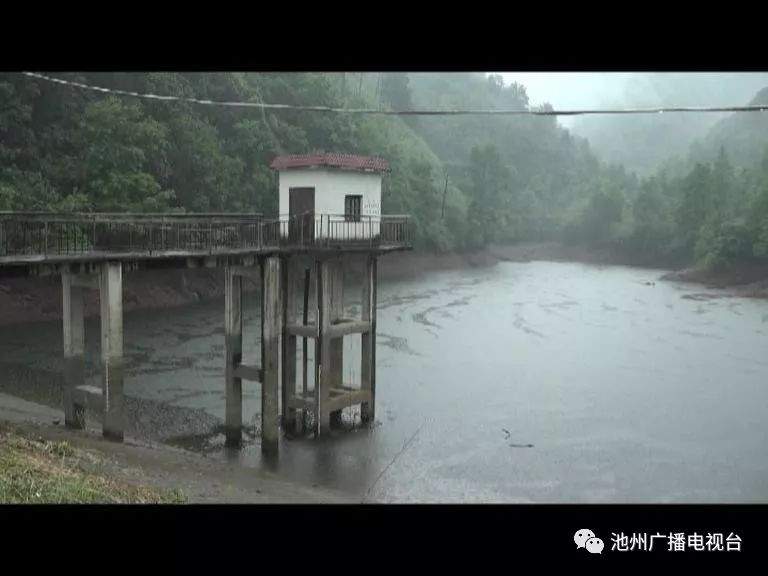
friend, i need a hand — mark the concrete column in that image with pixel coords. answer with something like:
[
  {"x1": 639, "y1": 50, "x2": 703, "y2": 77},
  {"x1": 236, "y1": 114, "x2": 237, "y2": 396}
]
[
  {"x1": 301, "y1": 267, "x2": 310, "y2": 400},
  {"x1": 62, "y1": 271, "x2": 85, "y2": 429},
  {"x1": 281, "y1": 257, "x2": 298, "y2": 433},
  {"x1": 329, "y1": 259, "x2": 344, "y2": 429},
  {"x1": 261, "y1": 256, "x2": 281, "y2": 454},
  {"x1": 99, "y1": 261, "x2": 124, "y2": 441},
  {"x1": 361, "y1": 256, "x2": 377, "y2": 424},
  {"x1": 224, "y1": 266, "x2": 243, "y2": 447},
  {"x1": 314, "y1": 258, "x2": 332, "y2": 437}
]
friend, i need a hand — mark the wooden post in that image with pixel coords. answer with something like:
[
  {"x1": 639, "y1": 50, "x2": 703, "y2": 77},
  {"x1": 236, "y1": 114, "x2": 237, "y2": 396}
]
[
  {"x1": 224, "y1": 265, "x2": 243, "y2": 447},
  {"x1": 361, "y1": 256, "x2": 377, "y2": 424},
  {"x1": 329, "y1": 258, "x2": 344, "y2": 429},
  {"x1": 100, "y1": 261, "x2": 124, "y2": 441},
  {"x1": 261, "y1": 256, "x2": 281, "y2": 454},
  {"x1": 281, "y1": 257, "x2": 298, "y2": 433},
  {"x1": 62, "y1": 270, "x2": 85, "y2": 429}
]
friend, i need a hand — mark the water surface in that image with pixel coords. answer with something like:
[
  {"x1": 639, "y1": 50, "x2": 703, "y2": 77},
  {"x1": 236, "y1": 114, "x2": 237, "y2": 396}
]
[{"x1": 2, "y1": 260, "x2": 767, "y2": 502}]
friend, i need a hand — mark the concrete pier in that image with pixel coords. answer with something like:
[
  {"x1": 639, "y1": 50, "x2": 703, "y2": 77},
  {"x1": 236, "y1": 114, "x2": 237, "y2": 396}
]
[
  {"x1": 301, "y1": 266, "x2": 310, "y2": 416},
  {"x1": 261, "y1": 256, "x2": 281, "y2": 455},
  {"x1": 224, "y1": 265, "x2": 243, "y2": 447},
  {"x1": 62, "y1": 269, "x2": 86, "y2": 429},
  {"x1": 281, "y1": 257, "x2": 299, "y2": 433},
  {"x1": 361, "y1": 256, "x2": 377, "y2": 424},
  {"x1": 315, "y1": 259, "x2": 332, "y2": 436},
  {"x1": 99, "y1": 261, "x2": 124, "y2": 441},
  {"x1": 58, "y1": 251, "x2": 381, "y2": 453},
  {"x1": 280, "y1": 254, "x2": 379, "y2": 439},
  {"x1": 329, "y1": 259, "x2": 344, "y2": 429}
]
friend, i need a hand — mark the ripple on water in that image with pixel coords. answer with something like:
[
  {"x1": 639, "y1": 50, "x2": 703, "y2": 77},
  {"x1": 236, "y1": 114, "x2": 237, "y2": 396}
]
[{"x1": 377, "y1": 333, "x2": 421, "y2": 356}]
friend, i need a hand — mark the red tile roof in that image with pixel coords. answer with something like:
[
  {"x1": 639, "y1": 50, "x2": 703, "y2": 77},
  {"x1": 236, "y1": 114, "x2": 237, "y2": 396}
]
[{"x1": 270, "y1": 153, "x2": 390, "y2": 173}]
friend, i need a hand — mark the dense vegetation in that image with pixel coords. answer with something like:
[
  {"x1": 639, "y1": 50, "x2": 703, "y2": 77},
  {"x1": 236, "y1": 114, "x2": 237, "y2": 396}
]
[
  {"x1": 0, "y1": 72, "x2": 449, "y2": 232},
  {"x1": 563, "y1": 82, "x2": 768, "y2": 271},
  {"x1": 2, "y1": 72, "x2": 768, "y2": 271}
]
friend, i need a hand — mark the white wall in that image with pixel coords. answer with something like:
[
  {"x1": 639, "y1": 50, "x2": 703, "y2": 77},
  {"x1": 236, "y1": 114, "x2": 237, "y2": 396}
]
[{"x1": 278, "y1": 168, "x2": 382, "y2": 239}]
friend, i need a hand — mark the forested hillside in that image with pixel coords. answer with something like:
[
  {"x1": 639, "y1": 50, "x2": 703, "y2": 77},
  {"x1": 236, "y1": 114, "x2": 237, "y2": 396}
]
[
  {"x1": 569, "y1": 73, "x2": 768, "y2": 176},
  {"x1": 407, "y1": 73, "x2": 638, "y2": 248},
  {"x1": 0, "y1": 72, "x2": 451, "y2": 246},
  {"x1": 570, "y1": 85, "x2": 768, "y2": 271},
  {"x1": 689, "y1": 87, "x2": 768, "y2": 168},
  {"x1": 0, "y1": 72, "x2": 628, "y2": 253},
  {"x1": 2, "y1": 72, "x2": 768, "y2": 272}
]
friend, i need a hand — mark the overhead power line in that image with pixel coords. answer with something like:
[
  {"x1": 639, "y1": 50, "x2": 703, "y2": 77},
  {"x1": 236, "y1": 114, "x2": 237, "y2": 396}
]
[{"x1": 22, "y1": 71, "x2": 768, "y2": 117}]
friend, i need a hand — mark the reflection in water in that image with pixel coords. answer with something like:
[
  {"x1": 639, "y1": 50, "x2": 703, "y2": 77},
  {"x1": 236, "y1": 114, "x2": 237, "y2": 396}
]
[{"x1": 2, "y1": 260, "x2": 768, "y2": 502}]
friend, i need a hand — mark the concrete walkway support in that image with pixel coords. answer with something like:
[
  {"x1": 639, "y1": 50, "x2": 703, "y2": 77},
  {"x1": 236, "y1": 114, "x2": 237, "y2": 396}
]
[
  {"x1": 62, "y1": 269, "x2": 86, "y2": 429},
  {"x1": 100, "y1": 261, "x2": 124, "y2": 441},
  {"x1": 328, "y1": 258, "x2": 344, "y2": 429},
  {"x1": 60, "y1": 249, "x2": 382, "y2": 452},
  {"x1": 314, "y1": 258, "x2": 332, "y2": 437},
  {"x1": 261, "y1": 256, "x2": 281, "y2": 455},
  {"x1": 360, "y1": 255, "x2": 377, "y2": 425},
  {"x1": 61, "y1": 264, "x2": 123, "y2": 440},
  {"x1": 281, "y1": 254, "x2": 379, "y2": 438},
  {"x1": 223, "y1": 258, "x2": 282, "y2": 455},
  {"x1": 301, "y1": 266, "x2": 311, "y2": 413},
  {"x1": 281, "y1": 257, "x2": 299, "y2": 433},
  {"x1": 224, "y1": 265, "x2": 244, "y2": 447}
]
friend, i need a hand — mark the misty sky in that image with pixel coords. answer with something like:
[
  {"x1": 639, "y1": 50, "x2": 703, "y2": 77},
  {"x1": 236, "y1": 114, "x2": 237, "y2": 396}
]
[
  {"x1": 497, "y1": 73, "x2": 636, "y2": 127},
  {"x1": 495, "y1": 72, "x2": 768, "y2": 128},
  {"x1": 498, "y1": 73, "x2": 636, "y2": 109}
]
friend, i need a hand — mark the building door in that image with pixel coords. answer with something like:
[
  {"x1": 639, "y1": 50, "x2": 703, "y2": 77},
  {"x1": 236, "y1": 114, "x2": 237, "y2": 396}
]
[{"x1": 289, "y1": 187, "x2": 315, "y2": 244}]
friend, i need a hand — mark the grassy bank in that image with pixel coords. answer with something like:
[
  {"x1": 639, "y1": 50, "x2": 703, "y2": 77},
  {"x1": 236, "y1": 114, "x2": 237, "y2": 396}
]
[{"x1": 0, "y1": 424, "x2": 185, "y2": 504}]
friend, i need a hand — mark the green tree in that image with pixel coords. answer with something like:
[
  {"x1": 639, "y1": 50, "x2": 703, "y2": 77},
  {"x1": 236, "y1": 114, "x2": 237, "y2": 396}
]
[
  {"x1": 78, "y1": 97, "x2": 174, "y2": 212},
  {"x1": 465, "y1": 144, "x2": 512, "y2": 248},
  {"x1": 675, "y1": 162, "x2": 715, "y2": 254},
  {"x1": 629, "y1": 175, "x2": 674, "y2": 260},
  {"x1": 578, "y1": 185, "x2": 626, "y2": 245}
]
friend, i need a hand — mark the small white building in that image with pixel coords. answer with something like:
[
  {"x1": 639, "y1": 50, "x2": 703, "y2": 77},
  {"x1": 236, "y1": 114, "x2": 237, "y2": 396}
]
[{"x1": 270, "y1": 153, "x2": 389, "y2": 242}]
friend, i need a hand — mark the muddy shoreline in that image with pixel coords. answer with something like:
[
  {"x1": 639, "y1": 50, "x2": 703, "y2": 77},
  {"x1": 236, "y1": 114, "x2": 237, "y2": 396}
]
[
  {"x1": 0, "y1": 400, "x2": 352, "y2": 503},
  {"x1": 3, "y1": 242, "x2": 768, "y2": 326}
]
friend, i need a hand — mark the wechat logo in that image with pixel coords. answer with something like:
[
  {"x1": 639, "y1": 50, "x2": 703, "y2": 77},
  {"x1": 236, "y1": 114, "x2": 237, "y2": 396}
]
[{"x1": 575, "y1": 529, "x2": 604, "y2": 554}]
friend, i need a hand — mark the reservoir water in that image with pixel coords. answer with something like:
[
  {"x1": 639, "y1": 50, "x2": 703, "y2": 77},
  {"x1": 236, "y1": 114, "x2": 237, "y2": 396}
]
[{"x1": 2, "y1": 260, "x2": 768, "y2": 502}]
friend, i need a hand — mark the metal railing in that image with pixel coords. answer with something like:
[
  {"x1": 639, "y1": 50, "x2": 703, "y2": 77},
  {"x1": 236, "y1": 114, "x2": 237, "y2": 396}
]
[
  {"x1": 262, "y1": 213, "x2": 412, "y2": 249},
  {"x1": 0, "y1": 212, "x2": 412, "y2": 259},
  {"x1": 0, "y1": 212, "x2": 262, "y2": 257}
]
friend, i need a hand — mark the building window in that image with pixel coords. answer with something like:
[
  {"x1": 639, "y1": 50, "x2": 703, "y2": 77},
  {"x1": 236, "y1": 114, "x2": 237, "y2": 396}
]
[{"x1": 345, "y1": 195, "x2": 362, "y2": 222}]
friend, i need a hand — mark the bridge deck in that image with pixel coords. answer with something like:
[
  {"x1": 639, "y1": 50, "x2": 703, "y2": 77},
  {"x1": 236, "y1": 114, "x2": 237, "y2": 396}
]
[{"x1": 0, "y1": 212, "x2": 412, "y2": 275}]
